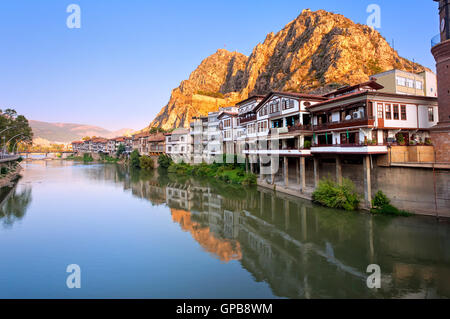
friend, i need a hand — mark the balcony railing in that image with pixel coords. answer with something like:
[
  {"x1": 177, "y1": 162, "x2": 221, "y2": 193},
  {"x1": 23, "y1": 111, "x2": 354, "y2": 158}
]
[
  {"x1": 313, "y1": 116, "x2": 375, "y2": 131},
  {"x1": 312, "y1": 142, "x2": 387, "y2": 147},
  {"x1": 288, "y1": 124, "x2": 312, "y2": 132},
  {"x1": 239, "y1": 115, "x2": 256, "y2": 125},
  {"x1": 431, "y1": 34, "x2": 441, "y2": 48}
]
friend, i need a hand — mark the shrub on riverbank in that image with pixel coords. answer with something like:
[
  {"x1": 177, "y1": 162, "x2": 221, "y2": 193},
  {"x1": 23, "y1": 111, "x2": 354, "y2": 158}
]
[
  {"x1": 83, "y1": 154, "x2": 94, "y2": 162},
  {"x1": 158, "y1": 154, "x2": 173, "y2": 169},
  {"x1": 167, "y1": 160, "x2": 256, "y2": 186},
  {"x1": 139, "y1": 156, "x2": 154, "y2": 170},
  {"x1": 99, "y1": 154, "x2": 119, "y2": 163},
  {"x1": 130, "y1": 150, "x2": 141, "y2": 168},
  {"x1": 312, "y1": 178, "x2": 360, "y2": 211},
  {"x1": 371, "y1": 191, "x2": 412, "y2": 216}
]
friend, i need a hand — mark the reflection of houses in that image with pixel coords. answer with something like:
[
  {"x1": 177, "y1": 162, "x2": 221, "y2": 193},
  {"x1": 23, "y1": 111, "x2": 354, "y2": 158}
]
[
  {"x1": 91, "y1": 164, "x2": 450, "y2": 299},
  {"x1": 166, "y1": 183, "x2": 194, "y2": 211}
]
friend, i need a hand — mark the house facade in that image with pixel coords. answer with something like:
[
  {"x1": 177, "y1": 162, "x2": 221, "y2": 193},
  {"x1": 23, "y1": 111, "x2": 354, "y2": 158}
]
[
  {"x1": 371, "y1": 69, "x2": 438, "y2": 97},
  {"x1": 166, "y1": 129, "x2": 191, "y2": 161},
  {"x1": 307, "y1": 81, "x2": 439, "y2": 155}
]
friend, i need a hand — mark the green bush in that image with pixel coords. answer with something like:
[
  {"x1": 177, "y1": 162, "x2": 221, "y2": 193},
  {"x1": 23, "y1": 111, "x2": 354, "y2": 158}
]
[
  {"x1": 167, "y1": 161, "x2": 256, "y2": 186},
  {"x1": 312, "y1": 178, "x2": 360, "y2": 211},
  {"x1": 372, "y1": 191, "x2": 390, "y2": 209},
  {"x1": 158, "y1": 154, "x2": 173, "y2": 169},
  {"x1": 371, "y1": 204, "x2": 412, "y2": 216},
  {"x1": 242, "y1": 174, "x2": 257, "y2": 186},
  {"x1": 116, "y1": 144, "x2": 126, "y2": 157},
  {"x1": 139, "y1": 156, "x2": 154, "y2": 170},
  {"x1": 371, "y1": 191, "x2": 411, "y2": 216},
  {"x1": 130, "y1": 150, "x2": 141, "y2": 168},
  {"x1": 83, "y1": 153, "x2": 93, "y2": 162}
]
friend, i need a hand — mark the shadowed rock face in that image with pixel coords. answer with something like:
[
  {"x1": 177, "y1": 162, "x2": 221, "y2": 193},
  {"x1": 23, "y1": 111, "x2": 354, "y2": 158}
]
[{"x1": 150, "y1": 9, "x2": 428, "y2": 130}]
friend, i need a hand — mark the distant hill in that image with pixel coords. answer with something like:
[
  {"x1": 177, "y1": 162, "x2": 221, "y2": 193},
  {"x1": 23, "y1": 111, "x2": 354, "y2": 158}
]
[{"x1": 29, "y1": 120, "x2": 135, "y2": 144}]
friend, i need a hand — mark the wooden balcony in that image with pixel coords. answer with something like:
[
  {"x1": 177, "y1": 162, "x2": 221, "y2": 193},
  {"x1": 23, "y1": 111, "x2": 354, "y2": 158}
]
[
  {"x1": 313, "y1": 117, "x2": 375, "y2": 131},
  {"x1": 239, "y1": 114, "x2": 256, "y2": 125},
  {"x1": 288, "y1": 124, "x2": 312, "y2": 133}
]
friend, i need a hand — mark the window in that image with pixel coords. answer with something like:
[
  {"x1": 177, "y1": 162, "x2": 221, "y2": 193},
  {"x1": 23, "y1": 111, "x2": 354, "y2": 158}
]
[
  {"x1": 385, "y1": 104, "x2": 391, "y2": 120},
  {"x1": 396, "y1": 76, "x2": 406, "y2": 86},
  {"x1": 400, "y1": 105, "x2": 407, "y2": 120},
  {"x1": 406, "y1": 79, "x2": 414, "y2": 88},
  {"x1": 416, "y1": 81, "x2": 423, "y2": 90},
  {"x1": 428, "y1": 107, "x2": 434, "y2": 122},
  {"x1": 393, "y1": 104, "x2": 399, "y2": 120},
  {"x1": 377, "y1": 104, "x2": 384, "y2": 119}
]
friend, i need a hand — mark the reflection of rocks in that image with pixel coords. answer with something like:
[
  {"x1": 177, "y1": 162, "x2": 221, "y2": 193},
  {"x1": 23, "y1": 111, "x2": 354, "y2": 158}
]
[{"x1": 171, "y1": 208, "x2": 242, "y2": 263}]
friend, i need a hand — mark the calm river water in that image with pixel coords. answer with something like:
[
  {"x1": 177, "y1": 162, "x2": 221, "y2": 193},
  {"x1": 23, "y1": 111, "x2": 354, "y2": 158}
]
[{"x1": 0, "y1": 160, "x2": 449, "y2": 299}]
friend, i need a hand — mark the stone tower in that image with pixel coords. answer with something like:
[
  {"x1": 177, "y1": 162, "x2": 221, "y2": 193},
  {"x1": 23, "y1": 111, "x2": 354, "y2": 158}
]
[{"x1": 431, "y1": 0, "x2": 450, "y2": 163}]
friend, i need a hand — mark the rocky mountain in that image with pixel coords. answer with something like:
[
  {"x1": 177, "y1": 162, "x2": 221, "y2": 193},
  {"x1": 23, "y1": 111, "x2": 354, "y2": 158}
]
[
  {"x1": 29, "y1": 120, "x2": 135, "y2": 144},
  {"x1": 150, "y1": 9, "x2": 428, "y2": 129}
]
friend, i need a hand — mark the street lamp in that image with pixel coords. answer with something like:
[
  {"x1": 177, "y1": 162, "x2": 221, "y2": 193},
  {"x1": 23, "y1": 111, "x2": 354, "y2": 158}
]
[
  {"x1": 5, "y1": 133, "x2": 25, "y2": 154},
  {"x1": 0, "y1": 124, "x2": 25, "y2": 154},
  {"x1": 13, "y1": 137, "x2": 31, "y2": 154}
]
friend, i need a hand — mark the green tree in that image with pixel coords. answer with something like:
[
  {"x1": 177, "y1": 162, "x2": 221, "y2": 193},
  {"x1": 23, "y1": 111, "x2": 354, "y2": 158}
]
[
  {"x1": 130, "y1": 150, "x2": 141, "y2": 168},
  {"x1": 157, "y1": 154, "x2": 173, "y2": 169},
  {"x1": 139, "y1": 156, "x2": 154, "y2": 170},
  {"x1": 0, "y1": 108, "x2": 33, "y2": 153},
  {"x1": 116, "y1": 143, "x2": 126, "y2": 157}
]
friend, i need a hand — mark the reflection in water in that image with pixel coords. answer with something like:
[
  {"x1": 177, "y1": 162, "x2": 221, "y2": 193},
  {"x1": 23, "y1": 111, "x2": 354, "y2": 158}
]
[
  {"x1": 2, "y1": 161, "x2": 449, "y2": 299},
  {"x1": 83, "y1": 164, "x2": 450, "y2": 299},
  {"x1": 0, "y1": 182, "x2": 32, "y2": 228}
]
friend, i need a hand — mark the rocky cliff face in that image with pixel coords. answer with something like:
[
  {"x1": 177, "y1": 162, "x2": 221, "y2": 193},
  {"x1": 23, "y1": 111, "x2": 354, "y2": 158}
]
[{"x1": 151, "y1": 9, "x2": 428, "y2": 129}]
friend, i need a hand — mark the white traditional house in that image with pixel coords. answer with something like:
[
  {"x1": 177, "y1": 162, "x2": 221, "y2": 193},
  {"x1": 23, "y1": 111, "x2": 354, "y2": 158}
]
[
  {"x1": 217, "y1": 107, "x2": 238, "y2": 155},
  {"x1": 165, "y1": 128, "x2": 192, "y2": 162}
]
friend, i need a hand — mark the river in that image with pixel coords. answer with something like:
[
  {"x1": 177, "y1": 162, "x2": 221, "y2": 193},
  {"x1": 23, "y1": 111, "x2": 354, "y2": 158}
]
[{"x1": 0, "y1": 160, "x2": 449, "y2": 298}]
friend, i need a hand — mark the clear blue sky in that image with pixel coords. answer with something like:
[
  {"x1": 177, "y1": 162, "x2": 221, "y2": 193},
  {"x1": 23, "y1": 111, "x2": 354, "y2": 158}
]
[{"x1": 0, "y1": 0, "x2": 440, "y2": 131}]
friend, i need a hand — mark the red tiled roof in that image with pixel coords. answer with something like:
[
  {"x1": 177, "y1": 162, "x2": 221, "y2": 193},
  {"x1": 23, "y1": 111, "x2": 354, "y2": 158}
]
[
  {"x1": 322, "y1": 80, "x2": 384, "y2": 98},
  {"x1": 91, "y1": 137, "x2": 108, "y2": 143},
  {"x1": 306, "y1": 91, "x2": 367, "y2": 109},
  {"x1": 253, "y1": 91, "x2": 328, "y2": 113},
  {"x1": 147, "y1": 133, "x2": 166, "y2": 142},
  {"x1": 217, "y1": 112, "x2": 238, "y2": 119}
]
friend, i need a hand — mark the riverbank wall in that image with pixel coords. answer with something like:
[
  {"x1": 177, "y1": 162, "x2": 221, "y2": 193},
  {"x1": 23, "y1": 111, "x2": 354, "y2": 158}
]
[
  {"x1": 256, "y1": 157, "x2": 450, "y2": 218},
  {"x1": 0, "y1": 156, "x2": 23, "y2": 189}
]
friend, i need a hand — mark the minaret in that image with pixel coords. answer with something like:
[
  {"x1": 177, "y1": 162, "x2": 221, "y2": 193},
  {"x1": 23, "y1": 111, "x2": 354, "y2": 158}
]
[{"x1": 431, "y1": 0, "x2": 450, "y2": 163}]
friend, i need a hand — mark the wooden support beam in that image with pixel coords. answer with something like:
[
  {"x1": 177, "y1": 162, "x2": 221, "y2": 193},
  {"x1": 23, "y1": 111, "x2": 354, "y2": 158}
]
[
  {"x1": 300, "y1": 157, "x2": 306, "y2": 192},
  {"x1": 363, "y1": 155, "x2": 372, "y2": 208},
  {"x1": 284, "y1": 157, "x2": 289, "y2": 187},
  {"x1": 313, "y1": 157, "x2": 320, "y2": 188}
]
